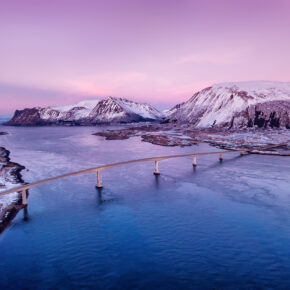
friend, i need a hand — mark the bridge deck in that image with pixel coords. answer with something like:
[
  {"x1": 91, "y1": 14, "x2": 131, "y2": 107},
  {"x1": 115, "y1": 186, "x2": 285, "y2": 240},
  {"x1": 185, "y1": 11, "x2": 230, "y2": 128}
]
[{"x1": 0, "y1": 143, "x2": 287, "y2": 198}]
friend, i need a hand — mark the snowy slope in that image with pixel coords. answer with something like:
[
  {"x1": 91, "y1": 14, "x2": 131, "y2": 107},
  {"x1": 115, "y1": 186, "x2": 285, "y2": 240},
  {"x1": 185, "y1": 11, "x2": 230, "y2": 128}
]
[
  {"x1": 167, "y1": 81, "x2": 290, "y2": 129},
  {"x1": 112, "y1": 97, "x2": 162, "y2": 119},
  {"x1": 40, "y1": 99, "x2": 101, "y2": 121},
  {"x1": 6, "y1": 97, "x2": 164, "y2": 126}
]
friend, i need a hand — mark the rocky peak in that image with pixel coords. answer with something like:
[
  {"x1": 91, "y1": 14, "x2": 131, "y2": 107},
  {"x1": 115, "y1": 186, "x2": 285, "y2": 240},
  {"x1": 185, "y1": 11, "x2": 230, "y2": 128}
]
[
  {"x1": 166, "y1": 81, "x2": 290, "y2": 129},
  {"x1": 5, "y1": 97, "x2": 163, "y2": 126}
]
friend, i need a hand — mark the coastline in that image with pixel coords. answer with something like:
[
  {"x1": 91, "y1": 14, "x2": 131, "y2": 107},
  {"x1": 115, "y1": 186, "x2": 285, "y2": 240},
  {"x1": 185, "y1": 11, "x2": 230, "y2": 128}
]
[
  {"x1": 0, "y1": 145, "x2": 26, "y2": 233},
  {"x1": 93, "y1": 124, "x2": 290, "y2": 151}
]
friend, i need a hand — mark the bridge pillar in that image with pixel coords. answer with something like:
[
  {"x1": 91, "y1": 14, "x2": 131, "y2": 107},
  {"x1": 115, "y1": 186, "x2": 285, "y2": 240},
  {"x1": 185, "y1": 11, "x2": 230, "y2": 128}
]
[
  {"x1": 96, "y1": 171, "x2": 103, "y2": 188},
  {"x1": 22, "y1": 189, "x2": 28, "y2": 205},
  {"x1": 192, "y1": 155, "x2": 197, "y2": 167},
  {"x1": 154, "y1": 161, "x2": 160, "y2": 175},
  {"x1": 219, "y1": 153, "x2": 223, "y2": 161}
]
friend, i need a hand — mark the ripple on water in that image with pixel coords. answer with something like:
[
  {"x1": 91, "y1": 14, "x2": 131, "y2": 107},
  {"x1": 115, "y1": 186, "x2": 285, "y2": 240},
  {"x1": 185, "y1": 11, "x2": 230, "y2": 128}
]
[{"x1": 0, "y1": 126, "x2": 290, "y2": 288}]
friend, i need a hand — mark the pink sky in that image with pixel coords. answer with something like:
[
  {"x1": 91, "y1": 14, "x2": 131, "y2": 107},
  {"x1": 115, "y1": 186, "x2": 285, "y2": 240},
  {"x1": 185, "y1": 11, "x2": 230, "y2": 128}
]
[{"x1": 0, "y1": 0, "x2": 290, "y2": 115}]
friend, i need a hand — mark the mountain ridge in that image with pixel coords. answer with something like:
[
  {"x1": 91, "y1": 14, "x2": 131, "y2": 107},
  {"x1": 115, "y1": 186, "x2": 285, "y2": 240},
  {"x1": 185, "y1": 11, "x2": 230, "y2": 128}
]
[
  {"x1": 5, "y1": 81, "x2": 290, "y2": 129},
  {"x1": 166, "y1": 81, "x2": 290, "y2": 129},
  {"x1": 5, "y1": 97, "x2": 164, "y2": 126}
]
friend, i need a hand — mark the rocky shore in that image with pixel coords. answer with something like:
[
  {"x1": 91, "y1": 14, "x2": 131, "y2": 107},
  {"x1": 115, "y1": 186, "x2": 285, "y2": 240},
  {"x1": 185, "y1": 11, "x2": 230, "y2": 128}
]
[
  {"x1": 93, "y1": 124, "x2": 290, "y2": 151},
  {"x1": 0, "y1": 146, "x2": 26, "y2": 233},
  {"x1": 93, "y1": 125, "x2": 198, "y2": 147}
]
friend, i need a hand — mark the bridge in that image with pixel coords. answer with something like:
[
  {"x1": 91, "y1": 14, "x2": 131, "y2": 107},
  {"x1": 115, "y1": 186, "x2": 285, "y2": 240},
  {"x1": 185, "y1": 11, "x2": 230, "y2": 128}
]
[{"x1": 0, "y1": 144, "x2": 287, "y2": 206}]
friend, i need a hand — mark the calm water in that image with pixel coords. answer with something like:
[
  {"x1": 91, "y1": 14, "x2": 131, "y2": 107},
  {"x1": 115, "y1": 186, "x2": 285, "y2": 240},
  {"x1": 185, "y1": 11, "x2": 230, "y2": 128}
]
[{"x1": 0, "y1": 126, "x2": 290, "y2": 289}]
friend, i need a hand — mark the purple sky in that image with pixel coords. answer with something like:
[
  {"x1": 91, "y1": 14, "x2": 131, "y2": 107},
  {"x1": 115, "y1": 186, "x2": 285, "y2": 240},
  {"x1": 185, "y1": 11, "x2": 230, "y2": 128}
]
[{"x1": 0, "y1": 0, "x2": 290, "y2": 115}]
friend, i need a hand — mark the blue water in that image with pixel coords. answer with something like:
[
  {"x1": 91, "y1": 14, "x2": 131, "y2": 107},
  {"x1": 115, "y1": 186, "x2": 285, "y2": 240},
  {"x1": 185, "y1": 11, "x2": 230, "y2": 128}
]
[{"x1": 0, "y1": 126, "x2": 290, "y2": 289}]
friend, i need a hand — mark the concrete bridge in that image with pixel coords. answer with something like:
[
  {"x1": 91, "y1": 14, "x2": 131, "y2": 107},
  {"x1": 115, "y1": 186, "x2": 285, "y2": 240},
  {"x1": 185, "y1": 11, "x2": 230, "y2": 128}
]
[{"x1": 0, "y1": 144, "x2": 286, "y2": 206}]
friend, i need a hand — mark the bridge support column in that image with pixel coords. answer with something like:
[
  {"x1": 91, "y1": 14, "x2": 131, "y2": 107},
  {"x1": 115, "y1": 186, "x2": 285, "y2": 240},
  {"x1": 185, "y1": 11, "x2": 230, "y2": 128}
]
[
  {"x1": 96, "y1": 171, "x2": 103, "y2": 188},
  {"x1": 192, "y1": 155, "x2": 197, "y2": 167},
  {"x1": 219, "y1": 153, "x2": 223, "y2": 161},
  {"x1": 21, "y1": 189, "x2": 28, "y2": 205},
  {"x1": 154, "y1": 161, "x2": 160, "y2": 175}
]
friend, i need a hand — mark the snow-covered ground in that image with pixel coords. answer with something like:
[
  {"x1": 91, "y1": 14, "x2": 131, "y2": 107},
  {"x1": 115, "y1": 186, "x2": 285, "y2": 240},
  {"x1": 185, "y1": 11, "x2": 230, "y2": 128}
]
[
  {"x1": 167, "y1": 81, "x2": 290, "y2": 129},
  {"x1": 94, "y1": 124, "x2": 290, "y2": 150},
  {"x1": 0, "y1": 146, "x2": 25, "y2": 229},
  {"x1": 192, "y1": 130, "x2": 290, "y2": 150}
]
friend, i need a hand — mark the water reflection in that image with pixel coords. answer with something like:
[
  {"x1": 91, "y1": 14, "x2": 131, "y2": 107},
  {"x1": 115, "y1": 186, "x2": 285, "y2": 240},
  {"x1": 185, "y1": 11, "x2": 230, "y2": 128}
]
[
  {"x1": 95, "y1": 187, "x2": 104, "y2": 205},
  {"x1": 154, "y1": 174, "x2": 160, "y2": 188},
  {"x1": 23, "y1": 206, "x2": 29, "y2": 222},
  {"x1": 95, "y1": 187, "x2": 117, "y2": 206}
]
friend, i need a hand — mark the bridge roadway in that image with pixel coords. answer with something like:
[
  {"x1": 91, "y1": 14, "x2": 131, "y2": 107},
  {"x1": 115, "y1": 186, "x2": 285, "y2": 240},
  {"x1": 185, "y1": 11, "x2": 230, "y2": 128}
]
[{"x1": 0, "y1": 144, "x2": 286, "y2": 205}]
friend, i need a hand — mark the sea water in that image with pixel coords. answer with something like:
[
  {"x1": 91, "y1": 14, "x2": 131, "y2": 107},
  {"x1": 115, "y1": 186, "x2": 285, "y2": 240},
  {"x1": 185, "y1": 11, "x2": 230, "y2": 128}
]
[{"x1": 0, "y1": 126, "x2": 289, "y2": 289}]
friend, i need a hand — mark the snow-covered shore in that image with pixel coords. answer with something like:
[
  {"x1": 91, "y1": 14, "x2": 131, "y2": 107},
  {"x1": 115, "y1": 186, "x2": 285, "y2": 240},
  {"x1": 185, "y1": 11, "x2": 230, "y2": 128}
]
[
  {"x1": 0, "y1": 145, "x2": 25, "y2": 233},
  {"x1": 94, "y1": 124, "x2": 290, "y2": 150}
]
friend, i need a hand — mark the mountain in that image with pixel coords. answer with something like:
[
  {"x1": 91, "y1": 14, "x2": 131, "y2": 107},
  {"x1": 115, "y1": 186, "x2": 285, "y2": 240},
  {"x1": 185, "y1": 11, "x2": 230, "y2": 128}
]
[
  {"x1": 5, "y1": 97, "x2": 164, "y2": 126},
  {"x1": 166, "y1": 81, "x2": 290, "y2": 129}
]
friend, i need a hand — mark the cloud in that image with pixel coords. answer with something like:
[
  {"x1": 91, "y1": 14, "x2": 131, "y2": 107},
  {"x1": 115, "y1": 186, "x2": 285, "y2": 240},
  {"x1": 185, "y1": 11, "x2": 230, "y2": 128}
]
[{"x1": 63, "y1": 72, "x2": 149, "y2": 95}]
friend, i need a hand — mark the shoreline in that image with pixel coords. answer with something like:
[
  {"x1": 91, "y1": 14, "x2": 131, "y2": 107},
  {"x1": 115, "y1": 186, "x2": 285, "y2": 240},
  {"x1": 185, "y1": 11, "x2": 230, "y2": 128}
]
[
  {"x1": 93, "y1": 124, "x2": 290, "y2": 151},
  {"x1": 0, "y1": 146, "x2": 26, "y2": 233}
]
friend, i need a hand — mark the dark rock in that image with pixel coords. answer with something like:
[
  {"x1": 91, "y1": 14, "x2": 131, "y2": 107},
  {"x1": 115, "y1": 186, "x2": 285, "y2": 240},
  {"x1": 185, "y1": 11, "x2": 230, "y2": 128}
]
[{"x1": 0, "y1": 147, "x2": 26, "y2": 233}]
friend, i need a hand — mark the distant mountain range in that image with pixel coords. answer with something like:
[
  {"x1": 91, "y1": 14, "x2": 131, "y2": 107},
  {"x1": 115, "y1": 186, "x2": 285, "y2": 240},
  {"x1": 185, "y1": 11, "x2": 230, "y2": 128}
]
[
  {"x1": 5, "y1": 81, "x2": 290, "y2": 129},
  {"x1": 5, "y1": 97, "x2": 164, "y2": 126}
]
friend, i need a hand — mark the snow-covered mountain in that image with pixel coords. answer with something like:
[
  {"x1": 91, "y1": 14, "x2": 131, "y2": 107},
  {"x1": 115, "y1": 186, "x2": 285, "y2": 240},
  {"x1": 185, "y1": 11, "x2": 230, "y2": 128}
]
[
  {"x1": 166, "y1": 81, "x2": 290, "y2": 129},
  {"x1": 5, "y1": 97, "x2": 164, "y2": 126}
]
